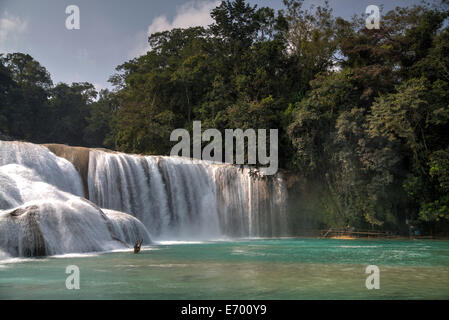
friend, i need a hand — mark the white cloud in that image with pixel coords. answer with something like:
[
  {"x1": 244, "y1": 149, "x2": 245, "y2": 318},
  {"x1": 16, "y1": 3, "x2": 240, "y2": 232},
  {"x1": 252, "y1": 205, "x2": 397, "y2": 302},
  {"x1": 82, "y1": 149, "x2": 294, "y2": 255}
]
[
  {"x1": 147, "y1": 0, "x2": 219, "y2": 35},
  {"x1": 129, "y1": 0, "x2": 219, "y2": 58},
  {"x1": 0, "y1": 11, "x2": 27, "y2": 49},
  {"x1": 128, "y1": 30, "x2": 151, "y2": 59}
]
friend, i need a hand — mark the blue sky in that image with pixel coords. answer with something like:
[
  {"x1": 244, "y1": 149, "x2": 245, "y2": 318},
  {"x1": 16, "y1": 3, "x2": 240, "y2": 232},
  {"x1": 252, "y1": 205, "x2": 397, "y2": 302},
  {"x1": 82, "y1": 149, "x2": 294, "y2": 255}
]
[{"x1": 0, "y1": 0, "x2": 423, "y2": 92}]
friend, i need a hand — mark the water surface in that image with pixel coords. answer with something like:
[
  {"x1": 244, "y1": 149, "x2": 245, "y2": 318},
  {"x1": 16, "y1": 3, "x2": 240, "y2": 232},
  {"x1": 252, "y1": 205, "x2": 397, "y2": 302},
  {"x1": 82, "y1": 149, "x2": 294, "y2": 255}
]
[{"x1": 1, "y1": 238, "x2": 448, "y2": 299}]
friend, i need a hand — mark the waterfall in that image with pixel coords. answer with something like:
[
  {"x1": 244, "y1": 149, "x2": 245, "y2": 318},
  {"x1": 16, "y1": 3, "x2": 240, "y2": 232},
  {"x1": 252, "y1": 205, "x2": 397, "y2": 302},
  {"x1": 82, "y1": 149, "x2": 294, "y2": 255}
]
[
  {"x1": 0, "y1": 140, "x2": 289, "y2": 257},
  {"x1": 87, "y1": 150, "x2": 289, "y2": 239}
]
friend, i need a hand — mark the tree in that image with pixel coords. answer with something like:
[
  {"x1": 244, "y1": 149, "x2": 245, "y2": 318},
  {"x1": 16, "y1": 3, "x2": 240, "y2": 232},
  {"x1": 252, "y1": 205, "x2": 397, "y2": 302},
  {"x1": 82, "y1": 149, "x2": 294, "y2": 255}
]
[
  {"x1": 84, "y1": 89, "x2": 117, "y2": 148},
  {"x1": 47, "y1": 82, "x2": 97, "y2": 146},
  {"x1": 0, "y1": 58, "x2": 15, "y2": 133},
  {"x1": 281, "y1": 0, "x2": 338, "y2": 95},
  {"x1": 0, "y1": 53, "x2": 52, "y2": 141}
]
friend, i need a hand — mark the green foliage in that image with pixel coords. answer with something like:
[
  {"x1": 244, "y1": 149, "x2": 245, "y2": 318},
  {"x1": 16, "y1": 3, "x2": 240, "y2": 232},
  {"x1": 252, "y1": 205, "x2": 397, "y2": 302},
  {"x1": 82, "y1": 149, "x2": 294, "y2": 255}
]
[
  {"x1": 47, "y1": 82, "x2": 97, "y2": 146},
  {"x1": 84, "y1": 89, "x2": 117, "y2": 148},
  {"x1": 286, "y1": 1, "x2": 449, "y2": 232},
  {"x1": 419, "y1": 195, "x2": 449, "y2": 222},
  {"x1": 0, "y1": 53, "x2": 52, "y2": 141},
  {"x1": 0, "y1": 53, "x2": 116, "y2": 148}
]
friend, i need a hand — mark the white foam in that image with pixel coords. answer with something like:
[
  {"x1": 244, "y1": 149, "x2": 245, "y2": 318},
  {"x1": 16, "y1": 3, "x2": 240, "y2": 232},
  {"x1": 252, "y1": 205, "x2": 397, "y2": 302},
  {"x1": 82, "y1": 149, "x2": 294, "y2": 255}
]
[
  {"x1": 157, "y1": 241, "x2": 208, "y2": 245},
  {"x1": 0, "y1": 141, "x2": 84, "y2": 198}
]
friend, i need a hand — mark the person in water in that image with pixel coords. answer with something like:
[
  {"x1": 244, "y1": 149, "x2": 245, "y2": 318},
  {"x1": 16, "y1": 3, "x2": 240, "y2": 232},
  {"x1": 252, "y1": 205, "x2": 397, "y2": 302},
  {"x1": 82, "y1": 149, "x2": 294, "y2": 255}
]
[{"x1": 134, "y1": 239, "x2": 143, "y2": 254}]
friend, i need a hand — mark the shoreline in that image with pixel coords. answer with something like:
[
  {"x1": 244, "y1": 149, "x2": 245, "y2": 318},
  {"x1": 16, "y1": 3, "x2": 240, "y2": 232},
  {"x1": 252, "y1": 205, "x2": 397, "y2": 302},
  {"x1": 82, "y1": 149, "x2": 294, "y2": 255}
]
[{"x1": 314, "y1": 228, "x2": 449, "y2": 240}]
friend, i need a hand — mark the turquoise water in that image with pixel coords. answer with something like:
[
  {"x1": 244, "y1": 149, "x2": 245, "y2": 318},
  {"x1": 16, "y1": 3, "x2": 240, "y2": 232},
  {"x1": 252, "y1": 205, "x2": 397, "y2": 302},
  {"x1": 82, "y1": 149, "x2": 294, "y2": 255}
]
[{"x1": 1, "y1": 238, "x2": 449, "y2": 299}]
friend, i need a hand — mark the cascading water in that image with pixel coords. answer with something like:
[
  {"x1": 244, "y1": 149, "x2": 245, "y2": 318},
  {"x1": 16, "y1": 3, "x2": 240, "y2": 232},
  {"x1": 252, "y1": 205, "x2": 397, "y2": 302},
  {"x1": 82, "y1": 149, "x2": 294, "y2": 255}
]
[
  {"x1": 88, "y1": 150, "x2": 221, "y2": 240},
  {"x1": 87, "y1": 150, "x2": 289, "y2": 240},
  {"x1": 0, "y1": 141, "x2": 84, "y2": 197}
]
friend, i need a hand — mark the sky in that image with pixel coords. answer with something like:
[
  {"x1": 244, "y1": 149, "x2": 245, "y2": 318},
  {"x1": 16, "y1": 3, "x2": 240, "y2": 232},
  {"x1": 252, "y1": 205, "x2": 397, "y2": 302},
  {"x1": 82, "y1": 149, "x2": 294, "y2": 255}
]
[{"x1": 0, "y1": 0, "x2": 423, "y2": 92}]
